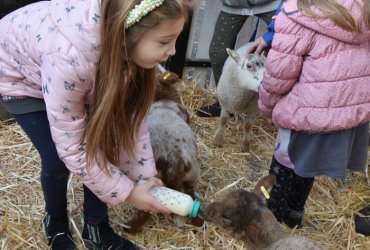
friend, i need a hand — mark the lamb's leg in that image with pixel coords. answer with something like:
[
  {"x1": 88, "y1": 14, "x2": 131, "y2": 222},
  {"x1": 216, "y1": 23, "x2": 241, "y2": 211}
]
[
  {"x1": 214, "y1": 108, "x2": 229, "y2": 148},
  {"x1": 241, "y1": 93, "x2": 258, "y2": 152},
  {"x1": 168, "y1": 175, "x2": 203, "y2": 227},
  {"x1": 241, "y1": 116, "x2": 254, "y2": 152},
  {"x1": 183, "y1": 180, "x2": 204, "y2": 227},
  {"x1": 339, "y1": 168, "x2": 370, "y2": 188},
  {"x1": 162, "y1": 170, "x2": 190, "y2": 227},
  {"x1": 125, "y1": 210, "x2": 151, "y2": 234},
  {"x1": 339, "y1": 169, "x2": 353, "y2": 189}
]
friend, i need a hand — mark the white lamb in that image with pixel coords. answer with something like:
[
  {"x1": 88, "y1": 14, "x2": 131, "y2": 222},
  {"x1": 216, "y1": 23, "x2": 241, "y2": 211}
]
[{"x1": 214, "y1": 42, "x2": 265, "y2": 152}]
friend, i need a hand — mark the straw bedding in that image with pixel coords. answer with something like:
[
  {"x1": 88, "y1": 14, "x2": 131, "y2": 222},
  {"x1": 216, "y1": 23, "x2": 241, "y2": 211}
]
[{"x1": 0, "y1": 80, "x2": 369, "y2": 249}]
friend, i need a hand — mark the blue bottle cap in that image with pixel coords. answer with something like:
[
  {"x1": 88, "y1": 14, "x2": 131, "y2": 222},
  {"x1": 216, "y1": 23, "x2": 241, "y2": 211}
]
[{"x1": 190, "y1": 200, "x2": 201, "y2": 218}]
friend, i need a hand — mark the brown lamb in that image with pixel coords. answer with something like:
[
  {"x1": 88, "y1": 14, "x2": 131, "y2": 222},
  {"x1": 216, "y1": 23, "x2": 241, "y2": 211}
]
[
  {"x1": 199, "y1": 175, "x2": 326, "y2": 250},
  {"x1": 126, "y1": 71, "x2": 202, "y2": 234}
]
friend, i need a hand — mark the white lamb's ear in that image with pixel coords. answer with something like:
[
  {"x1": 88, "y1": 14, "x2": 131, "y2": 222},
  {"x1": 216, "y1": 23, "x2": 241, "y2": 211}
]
[{"x1": 226, "y1": 48, "x2": 240, "y2": 64}]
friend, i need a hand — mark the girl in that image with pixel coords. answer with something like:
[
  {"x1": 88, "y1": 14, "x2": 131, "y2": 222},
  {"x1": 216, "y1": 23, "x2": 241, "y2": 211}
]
[
  {"x1": 258, "y1": 0, "x2": 370, "y2": 229},
  {"x1": 0, "y1": 0, "x2": 193, "y2": 249}
]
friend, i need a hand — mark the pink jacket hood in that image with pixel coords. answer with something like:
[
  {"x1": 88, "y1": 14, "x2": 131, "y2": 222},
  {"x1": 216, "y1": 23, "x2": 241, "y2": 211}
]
[{"x1": 285, "y1": 0, "x2": 370, "y2": 45}]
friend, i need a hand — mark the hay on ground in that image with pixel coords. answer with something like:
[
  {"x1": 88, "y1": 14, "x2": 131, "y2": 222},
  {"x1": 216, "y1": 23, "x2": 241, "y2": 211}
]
[{"x1": 0, "y1": 80, "x2": 369, "y2": 249}]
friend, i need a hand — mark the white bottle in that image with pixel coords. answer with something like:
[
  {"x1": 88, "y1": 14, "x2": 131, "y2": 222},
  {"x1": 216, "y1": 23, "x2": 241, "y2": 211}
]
[{"x1": 139, "y1": 180, "x2": 201, "y2": 217}]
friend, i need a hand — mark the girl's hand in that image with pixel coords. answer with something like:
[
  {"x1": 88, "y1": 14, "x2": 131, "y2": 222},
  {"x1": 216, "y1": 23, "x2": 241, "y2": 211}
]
[
  {"x1": 266, "y1": 118, "x2": 273, "y2": 126},
  {"x1": 247, "y1": 37, "x2": 268, "y2": 55},
  {"x1": 126, "y1": 177, "x2": 171, "y2": 216}
]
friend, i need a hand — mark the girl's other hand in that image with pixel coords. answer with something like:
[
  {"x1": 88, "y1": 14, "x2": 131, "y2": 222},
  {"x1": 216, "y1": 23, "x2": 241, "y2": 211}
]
[
  {"x1": 266, "y1": 118, "x2": 273, "y2": 126},
  {"x1": 247, "y1": 37, "x2": 268, "y2": 55},
  {"x1": 126, "y1": 177, "x2": 171, "y2": 216}
]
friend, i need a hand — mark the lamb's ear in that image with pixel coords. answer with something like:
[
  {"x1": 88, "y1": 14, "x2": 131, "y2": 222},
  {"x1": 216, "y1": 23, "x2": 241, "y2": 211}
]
[
  {"x1": 177, "y1": 103, "x2": 191, "y2": 124},
  {"x1": 252, "y1": 175, "x2": 276, "y2": 197},
  {"x1": 226, "y1": 48, "x2": 240, "y2": 64},
  {"x1": 157, "y1": 70, "x2": 179, "y2": 85}
]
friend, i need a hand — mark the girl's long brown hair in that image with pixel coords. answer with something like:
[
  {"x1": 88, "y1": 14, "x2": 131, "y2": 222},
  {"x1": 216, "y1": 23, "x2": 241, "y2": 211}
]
[
  {"x1": 298, "y1": 0, "x2": 370, "y2": 32},
  {"x1": 86, "y1": 0, "x2": 192, "y2": 173}
]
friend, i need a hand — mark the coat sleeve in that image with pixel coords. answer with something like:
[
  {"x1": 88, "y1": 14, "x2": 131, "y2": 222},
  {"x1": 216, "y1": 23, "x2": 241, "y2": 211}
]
[
  {"x1": 261, "y1": 0, "x2": 282, "y2": 46},
  {"x1": 118, "y1": 122, "x2": 157, "y2": 181},
  {"x1": 258, "y1": 14, "x2": 311, "y2": 119},
  {"x1": 40, "y1": 51, "x2": 156, "y2": 205}
]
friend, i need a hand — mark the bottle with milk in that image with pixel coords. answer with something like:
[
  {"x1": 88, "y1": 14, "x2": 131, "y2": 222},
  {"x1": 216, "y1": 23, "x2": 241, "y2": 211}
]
[{"x1": 139, "y1": 180, "x2": 201, "y2": 217}]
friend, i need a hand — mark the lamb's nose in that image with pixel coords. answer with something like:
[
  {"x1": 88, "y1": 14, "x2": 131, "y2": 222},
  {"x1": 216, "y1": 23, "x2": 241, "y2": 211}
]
[{"x1": 197, "y1": 203, "x2": 209, "y2": 221}]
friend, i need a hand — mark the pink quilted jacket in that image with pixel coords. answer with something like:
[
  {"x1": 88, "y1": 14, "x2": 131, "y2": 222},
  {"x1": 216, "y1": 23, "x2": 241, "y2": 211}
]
[
  {"x1": 0, "y1": 0, "x2": 157, "y2": 205},
  {"x1": 259, "y1": 0, "x2": 370, "y2": 132}
]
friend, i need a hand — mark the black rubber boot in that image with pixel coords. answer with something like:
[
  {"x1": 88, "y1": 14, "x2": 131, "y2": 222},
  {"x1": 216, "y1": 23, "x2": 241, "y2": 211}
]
[
  {"x1": 283, "y1": 207, "x2": 304, "y2": 229},
  {"x1": 82, "y1": 219, "x2": 139, "y2": 250},
  {"x1": 355, "y1": 205, "x2": 370, "y2": 236},
  {"x1": 267, "y1": 157, "x2": 294, "y2": 222},
  {"x1": 196, "y1": 102, "x2": 221, "y2": 117},
  {"x1": 43, "y1": 213, "x2": 76, "y2": 250},
  {"x1": 284, "y1": 172, "x2": 314, "y2": 229}
]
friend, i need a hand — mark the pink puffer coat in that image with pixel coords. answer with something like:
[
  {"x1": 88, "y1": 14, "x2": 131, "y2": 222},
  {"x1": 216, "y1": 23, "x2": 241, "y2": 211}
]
[
  {"x1": 0, "y1": 0, "x2": 157, "y2": 205},
  {"x1": 259, "y1": 0, "x2": 370, "y2": 132}
]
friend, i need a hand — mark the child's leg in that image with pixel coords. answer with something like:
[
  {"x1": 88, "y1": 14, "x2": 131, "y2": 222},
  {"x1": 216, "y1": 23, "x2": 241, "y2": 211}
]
[
  {"x1": 355, "y1": 204, "x2": 370, "y2": 236},
  {"x1": 268, "y1": 155, "x2": 314, "y2": 228},
  {"x1": 284, "y1": 172, "x2": 314, "y2": 228},
  {"x1": 267, "y1": 156, "x2": 295, "y2": 222},
  {"x1": 82, "y1": 185, "x2": 138, "y2": 249},
  {"x1": 13, "y1": 111, "x2": 75, "y2": 248},
  {"x1": 13, "y1": 111, "x2": 137, "y2": 249},
  {"x1": 208, "y1": 11, "x2": 248, "y2": 86},
  {"x1": 83, "y1": 185, "x2": 108, "y2": 223},
  {"x1": 288, "y1": 173, "x2": 314, "y2": 212},
  {"x1": 13, "y1": 111, "x2": 69, "y2": 216}
]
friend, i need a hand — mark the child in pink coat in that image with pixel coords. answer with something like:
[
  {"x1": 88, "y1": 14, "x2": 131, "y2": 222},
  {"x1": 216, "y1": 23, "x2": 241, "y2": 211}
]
[
  {"x1": 259, "y1": 0, "x2": 370, "y2": 229},
  {"x1": 0, "y1": 0, "x2": 193, "y2": 249}
]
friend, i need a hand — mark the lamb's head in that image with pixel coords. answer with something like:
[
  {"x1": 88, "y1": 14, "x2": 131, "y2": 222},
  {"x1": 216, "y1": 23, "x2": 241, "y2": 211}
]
[
  {"x1": 152, "y1": 70, "x2": 190, "y2": 124},
  {"x1": 226, "y1": 48, "x2": 265, "y2": 74},
  {"x1": 157, "y1": 70, "x2": 179, "y2": 85},
  {"x1": 199, "y1": 175, "x2": 284, "y2": 248},
  {"x1": 154, "y1": 70, "x2": 182, "y2": 103}
]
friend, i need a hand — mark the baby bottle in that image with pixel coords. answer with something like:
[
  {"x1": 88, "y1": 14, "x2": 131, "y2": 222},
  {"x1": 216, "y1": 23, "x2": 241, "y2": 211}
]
[{"x1": 139, "y1": 180, "x2": 201, "y2": 217}]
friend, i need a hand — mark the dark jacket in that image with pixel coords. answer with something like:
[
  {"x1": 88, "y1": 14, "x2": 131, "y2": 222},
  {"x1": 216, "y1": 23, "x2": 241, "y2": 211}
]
[
  {"x1": 221, "y1": 0, "x2": 275, "y2": 8},
  {"x1": 0, "y1": 0, "x2": 45, "y2": 19},
  {"x1": 262, "y1": 0, "x2": 282, "y2": 46}
]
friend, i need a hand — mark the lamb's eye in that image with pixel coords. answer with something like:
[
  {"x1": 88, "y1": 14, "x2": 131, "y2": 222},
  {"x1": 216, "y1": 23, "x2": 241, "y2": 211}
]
[
  {"x1": 222, "y1": 216, "x2": 233, "y2": 227},
  {"x1": 247, "y1": 64, "x2": 252, "y2": 69}
]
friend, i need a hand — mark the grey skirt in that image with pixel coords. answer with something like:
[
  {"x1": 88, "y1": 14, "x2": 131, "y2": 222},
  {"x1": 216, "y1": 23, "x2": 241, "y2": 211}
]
[{"x1": 273, "y1": 123, "x2": 369, "y2": 179}]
